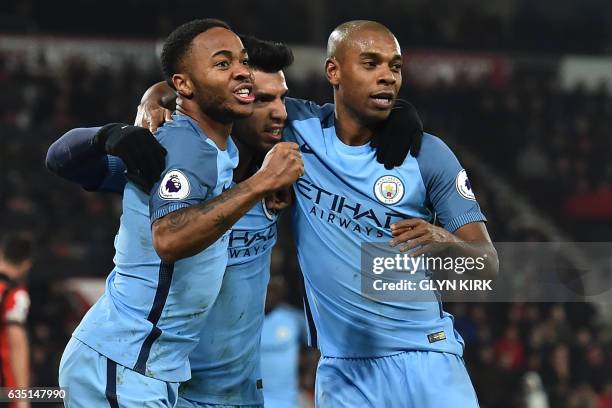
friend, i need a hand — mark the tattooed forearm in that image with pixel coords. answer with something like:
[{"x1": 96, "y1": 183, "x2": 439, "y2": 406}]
[
  {"x1": 165, "y1": 209, "x2": 194, "y2": 232},
  {"x1": 212, "y1": 213, "x2": 232, "y2": 230},
  {"x1": 161, "y1": 182, "x2": 253, "y2": 232},
  {"x1": 197, "y1": 182, "x2": 252, "y2": 216},
  {"x1": 153, "y1": 178, "x2": 264, "y2": 262}
]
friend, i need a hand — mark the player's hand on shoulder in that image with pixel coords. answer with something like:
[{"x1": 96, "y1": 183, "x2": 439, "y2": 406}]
[
  {"x1": 389, "y1": 218, "x2": 458, "y2": 256},
  {"x1": 94, "y1": 123, "x2": 167, "y2": 192},
  {"x1": 371, "y1": 99, "x2": 423, "y2": 170},
  {"x1": 255, "y1": 142, "x2": 304, "y2": 192},
  {"x1": 135, "y1": 100, "x2": 173, "y2": 132}
]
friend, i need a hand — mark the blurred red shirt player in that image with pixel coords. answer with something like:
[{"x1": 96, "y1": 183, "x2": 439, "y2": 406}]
[{"x1": 0, "y1": 235, "x2": 32, "y2": 408}]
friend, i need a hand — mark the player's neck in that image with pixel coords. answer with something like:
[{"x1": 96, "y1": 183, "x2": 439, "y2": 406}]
[
  {"x1": 176, "y1": 105, "x2": 232, "y2": 150},
  {"x1": 334, "y1": 103, "x2": 375, "y2": 146}
]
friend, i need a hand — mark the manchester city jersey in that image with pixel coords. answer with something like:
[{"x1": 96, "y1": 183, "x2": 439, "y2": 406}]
[
  {"x1": 284, "y1": 98, "x2": 486, "y2": 358},
  {"x1": 73, "y1": 114, "x2": 238, "y2": 382},
  {"x1": 67, "y1": 141, "x2": 278, "y2": 403},
  {"x1": 180, "y1": 198, "x2": 277, "y2": 405},
  {"x1": 227, "y1": 198, "x2": 278, "y2": 266}
]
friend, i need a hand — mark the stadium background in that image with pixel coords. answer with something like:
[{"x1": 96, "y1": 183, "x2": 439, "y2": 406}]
[{"x1": 1, "y1": 0, "x2": 612, "y2": 406}]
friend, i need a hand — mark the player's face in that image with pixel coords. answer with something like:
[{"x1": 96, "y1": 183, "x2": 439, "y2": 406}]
[
  {"x1": 187, "y1": 27, "x2": 255, "y2": 122},
  {"x1": 333, "y1": 29, "x2": 402, "y2": 124},
  {"x1": 233, "y1": 70, "x2": 288, "y2": 154}
]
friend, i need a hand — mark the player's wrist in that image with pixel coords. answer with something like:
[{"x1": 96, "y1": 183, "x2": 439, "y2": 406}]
[
  {"x1": 245, "y1": 172, "x2": 275, "y2": 196},
  {"x1": 92, "y1": 123, "x2": 126, "y2": 154}
]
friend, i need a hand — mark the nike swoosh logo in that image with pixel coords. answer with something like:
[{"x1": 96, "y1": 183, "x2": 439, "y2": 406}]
[
  {"x1": 300, "y1": 143, "x2": 314, "y2": 154},
  {"x1": 121, "y1": 125, "x2": 129, "y2": 129}
]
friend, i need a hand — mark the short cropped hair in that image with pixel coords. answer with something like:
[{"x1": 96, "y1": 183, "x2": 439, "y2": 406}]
[
  {"x1": 161, "y1": 18, "x2": 231, "y2": 86},
  {"x1": 239, "y1": 35, "x2": 294, "y2": 73}
]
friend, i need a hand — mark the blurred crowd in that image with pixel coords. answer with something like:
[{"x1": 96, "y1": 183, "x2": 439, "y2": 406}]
[
  {"x1": 451, "y1": 302, "x2": 612, "y2": 407},
  {"x1": 403, "y1": 73, "x2": 612, "y2": 241},
  {"x1": 1, "y1": 0, "x2": 611, "y2": 54},
  {"x1": 1, "y1": 44, "x2": 612, "y2": 407}
]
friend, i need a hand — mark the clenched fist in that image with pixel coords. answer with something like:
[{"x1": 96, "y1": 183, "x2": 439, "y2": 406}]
[{"x1": 255, "y1": 142, "x2": 304, "y2": 192}]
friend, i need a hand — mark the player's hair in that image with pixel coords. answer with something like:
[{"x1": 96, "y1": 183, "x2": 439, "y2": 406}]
[
  {"x1": 160, "y1": 18, "x2": 232, "y2": 87},
  {"x1": 0, "y1": 234, "x2": 33, "y2": 265},
  {"x1": 239, "y1": 35, "x2": 294, "y2": 73}
]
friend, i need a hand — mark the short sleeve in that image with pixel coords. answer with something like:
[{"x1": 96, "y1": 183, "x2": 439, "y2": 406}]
[
  {"x1": 3, "y1": 289, "x2": 30, "y2": 325},
  {"x1": 417, "y1": 134, "x2": 486, "y2": 232},
  {"x1": 149, "y1": 128, "x2": 218, "y2": 223}
]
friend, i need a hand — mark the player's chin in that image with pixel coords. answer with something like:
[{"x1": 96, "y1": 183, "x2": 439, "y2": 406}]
[
  {"x1": 364, "y1": 107, "x2": 392, "y2": 123},
  {"x1": 228, "y1": 103, "x2": 254, "y2": 119}
]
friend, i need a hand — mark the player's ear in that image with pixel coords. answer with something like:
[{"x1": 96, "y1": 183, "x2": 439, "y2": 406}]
[
  {"x1": 325, "y1": 57, "x2": 340, "y2": 88},
  {"x1": 172, "y1": 74, "x2": 194, "y2": 98}
]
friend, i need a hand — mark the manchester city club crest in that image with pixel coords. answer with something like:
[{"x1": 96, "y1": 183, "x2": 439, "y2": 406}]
[{"x1": 373, "y1": 175, "x2": 405, "y2": 205}]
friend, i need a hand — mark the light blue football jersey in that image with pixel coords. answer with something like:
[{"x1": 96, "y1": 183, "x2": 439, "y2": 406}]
[
  {"x1": 180, "y1": 198, "x2": 277, "y2": 406},
  {"x1": 260, "y1": 305, "x2": 306, "y2": 408},
  {"x1": 69, "y1": 139, "x2": 278, "y2": 404},
  {"x1": 73, "y1": 114, "x2": 238, "y2": 382},
  {"x1": 227, "y1": 198, "x2": 278, "y2": 265},
  {"x1": 284, "y1": 98, "x2": 486, "y2": 358}
]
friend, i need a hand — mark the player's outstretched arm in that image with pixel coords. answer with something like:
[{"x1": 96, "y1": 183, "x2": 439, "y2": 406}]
[
  {"x1": 46, "y1": 127, "x2": 111, "y2": 190},
  {"x1": 46, "y1": 125, "x2": 166, "y2": 193},
  {"x1": 152, "y1": 142, "x2": 303, "y2": 263}
]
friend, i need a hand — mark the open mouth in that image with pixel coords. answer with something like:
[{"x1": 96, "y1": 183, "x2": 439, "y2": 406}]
[
  {"x1": 264, "y1": 127, "x2": 283, "y2": 140},
  {"x1": 370, "y1": 92, "x2": 395, "y2": 108},
  {"x1": 234, "y1": 84, "x2": 255, "y2": 103}
]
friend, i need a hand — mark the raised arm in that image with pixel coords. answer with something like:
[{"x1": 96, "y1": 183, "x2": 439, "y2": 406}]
[
  {"x1": 45, "y1": 124, "x2": 167, "y2": 193},
  {"x1": 151, "y1": 141, "x2": 303, "y2": 263},
  {"x1": 45, "y1": 126, "x2": 114, "y2": 191}
]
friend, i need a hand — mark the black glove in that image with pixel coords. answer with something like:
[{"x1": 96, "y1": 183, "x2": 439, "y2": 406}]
[
  {"x1": 371, "y1": 99, "x2": 423, "y2": 170},
  {"x1": 93, "y1": 123, "x2": 167, "y2": 192}
]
